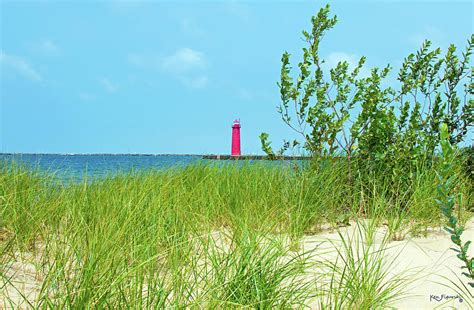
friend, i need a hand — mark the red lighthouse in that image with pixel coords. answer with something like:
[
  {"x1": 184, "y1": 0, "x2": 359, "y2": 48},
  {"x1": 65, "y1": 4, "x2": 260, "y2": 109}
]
[{"x1": 231, "y1": 119, "x2": 241, "y2": 156}]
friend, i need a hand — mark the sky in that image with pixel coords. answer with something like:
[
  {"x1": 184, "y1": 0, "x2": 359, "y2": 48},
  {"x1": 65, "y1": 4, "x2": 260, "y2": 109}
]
[{"x1": 0, "y1": 0, "x2": 472, "y2": 154}]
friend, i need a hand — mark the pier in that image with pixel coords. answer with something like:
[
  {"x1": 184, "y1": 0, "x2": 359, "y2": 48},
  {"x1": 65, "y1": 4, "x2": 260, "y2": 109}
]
[{"x1": 202, "y1": 155, "x2": 311, "y2": 160}]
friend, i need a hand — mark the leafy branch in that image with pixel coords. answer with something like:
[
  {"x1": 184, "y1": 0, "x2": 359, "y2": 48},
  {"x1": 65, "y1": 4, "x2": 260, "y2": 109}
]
[
  {"x1": 261, "y1": 4, "x2": 473, "y2": 191},
  {"x1": 436, "y1": 123, "x2": 473, "y2": 288}
]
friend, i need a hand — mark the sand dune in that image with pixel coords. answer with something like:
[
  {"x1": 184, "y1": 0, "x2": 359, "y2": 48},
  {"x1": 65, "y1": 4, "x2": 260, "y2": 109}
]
[{"x1": 2, "y1": 219, "x2": 473, "y2": 309}]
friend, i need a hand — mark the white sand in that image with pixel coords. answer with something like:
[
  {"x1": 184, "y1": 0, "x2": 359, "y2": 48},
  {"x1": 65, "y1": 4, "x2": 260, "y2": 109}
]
[
  {"x1": 301, "y1": 218, "x2": 474, "y2": 309},
  {"x1": 1, "y1": 219, "x2": 473, "y2": 309}
]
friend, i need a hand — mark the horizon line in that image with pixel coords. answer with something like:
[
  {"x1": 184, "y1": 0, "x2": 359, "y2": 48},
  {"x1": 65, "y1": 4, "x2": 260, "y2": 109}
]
[{"x1": 0, "y1": 152, "x2": 211, "y2": 156}]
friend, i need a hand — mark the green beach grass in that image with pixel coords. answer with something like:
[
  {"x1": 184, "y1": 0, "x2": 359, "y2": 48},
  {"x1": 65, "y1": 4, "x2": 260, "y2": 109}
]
[{"x1": 0, "y1": 160, "x2": 473, "y2": 308}]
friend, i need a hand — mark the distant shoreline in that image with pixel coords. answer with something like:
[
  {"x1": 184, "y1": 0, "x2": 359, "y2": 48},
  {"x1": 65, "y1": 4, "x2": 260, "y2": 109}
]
[
  {"x1": 0, "y1": 153, "x2": 204, "y2": 156},
  {"x1": 0, "y1": 153, "x2": 311, "y2": 160}
]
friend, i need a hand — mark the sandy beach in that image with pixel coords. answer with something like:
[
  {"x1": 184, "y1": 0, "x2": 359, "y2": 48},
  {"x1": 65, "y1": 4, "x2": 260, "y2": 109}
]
[
  {"x1": 302, "y1": 218, "x2": 474, "y2": 309},
  {"x1": 2, "y1": 218, "x2": 472, "y2": 309}
]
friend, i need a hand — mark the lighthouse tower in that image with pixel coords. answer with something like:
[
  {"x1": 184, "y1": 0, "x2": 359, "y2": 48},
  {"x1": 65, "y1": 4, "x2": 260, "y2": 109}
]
[{"x1": 231, "y1": 119, "x2": 241, "y2": 156}]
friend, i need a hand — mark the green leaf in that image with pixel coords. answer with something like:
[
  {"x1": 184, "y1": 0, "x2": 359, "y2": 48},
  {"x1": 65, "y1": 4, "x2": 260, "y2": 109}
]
[{"x1": 451, "y1": 235, "x2": 460, "y2": 245}]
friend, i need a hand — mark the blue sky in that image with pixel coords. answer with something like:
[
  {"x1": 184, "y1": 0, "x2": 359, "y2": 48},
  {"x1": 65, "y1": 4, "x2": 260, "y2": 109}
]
[{"x1": 1, "y1": 0, "x2": 472, "y2": 154}]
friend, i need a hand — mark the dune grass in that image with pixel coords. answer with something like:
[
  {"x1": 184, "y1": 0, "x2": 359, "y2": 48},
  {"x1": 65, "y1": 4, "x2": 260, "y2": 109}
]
[{"x1": 0, "y1": 160, "x2": 472, "y2": 308}]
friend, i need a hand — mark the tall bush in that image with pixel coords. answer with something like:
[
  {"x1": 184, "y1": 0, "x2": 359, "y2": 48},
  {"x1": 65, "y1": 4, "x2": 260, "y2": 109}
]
[{"x1": 261, "y1": 4, "x2": 473, "y2": 176}]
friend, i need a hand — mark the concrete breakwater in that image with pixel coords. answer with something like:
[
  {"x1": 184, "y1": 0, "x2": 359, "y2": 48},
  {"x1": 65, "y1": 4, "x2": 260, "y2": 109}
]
[{"x1": 203, "y1": 155, "x2": 311, "y2": 160}]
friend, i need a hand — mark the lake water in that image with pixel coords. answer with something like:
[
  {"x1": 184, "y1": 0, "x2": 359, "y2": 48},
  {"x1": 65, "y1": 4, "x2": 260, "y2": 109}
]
[
  {"x1": 0, "y1": 153, "x2": 303, "y2": 182},
  {"x1": 0, "y1": 154, "x2": 203, "y2": 182}
]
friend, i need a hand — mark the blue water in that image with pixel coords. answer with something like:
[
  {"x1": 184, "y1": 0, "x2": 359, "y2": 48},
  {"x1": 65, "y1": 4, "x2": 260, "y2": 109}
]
[
  {"x1": 0, "y1": 153, "x2": 309, "y2": 183},
  {"x1": 1, "y1": 153, "x2": 304, "y2": 182},
  {"x1": 0, "y1": 154, "x2": 204, "y2": 182}
]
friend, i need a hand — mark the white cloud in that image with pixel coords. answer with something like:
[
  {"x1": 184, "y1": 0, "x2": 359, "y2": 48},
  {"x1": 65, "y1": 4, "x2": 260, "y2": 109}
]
[
  {"x1": 0, "y1": 50, "x2": 42, "y2": 81},
  {"x1": 324, "y1": 52, "x2": 370, "y2": 78},
  {"x1": 129, "y1": 48, "x2": 209, "y2": 89},
  {"x1": 161, "y1": 48, "x2": 206, "y2": 74},
  {"x1": 128, "y1": 48, "x2": 209, "y2": 89},
  {"x1": 98, "y1": 77, "x2": 119, "y2": 93},
  {"x1": 325, "y1": 52, "x2": 359, "y2": 71},
  {"x1": 128, "y1": 48, "x2": 206, "y2": 73},
  {"x1": 161, "y1": 48, "x2": 208, "y2": 88}
]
